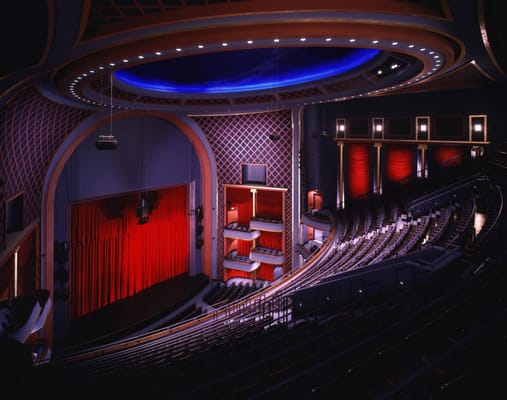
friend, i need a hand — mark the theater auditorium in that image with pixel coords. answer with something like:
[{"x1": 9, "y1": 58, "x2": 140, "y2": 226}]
[{"x1": 1, "y1": 0, "x2": 507, "y2": 397}]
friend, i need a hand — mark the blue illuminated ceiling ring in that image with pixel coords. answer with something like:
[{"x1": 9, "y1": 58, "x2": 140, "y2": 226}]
[{"x1": 114, "y1": 47, "x2": 381, "y2": 95}]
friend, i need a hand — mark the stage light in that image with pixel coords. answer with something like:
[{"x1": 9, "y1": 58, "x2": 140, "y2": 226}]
[
  {"x1": 95, "y1": 134, "x2": 118, "y2": 150},
  {"x1": 96, "y1": 72, "x2": 118, "y2": 150},
  {"x1": 136, "y1": 195, "x2": 152, "y2": 224}
]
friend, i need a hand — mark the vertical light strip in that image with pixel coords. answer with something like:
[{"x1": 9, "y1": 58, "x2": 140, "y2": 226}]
[
  {"x1": 250, "y1": 188, "x2": 257, "y2": 217},
  {"x1": 14, "y1": 246, "x2": 20, "y2": 298},
  {"x1": 337, "y1": 142, "x2": 345, "y2": 209}
]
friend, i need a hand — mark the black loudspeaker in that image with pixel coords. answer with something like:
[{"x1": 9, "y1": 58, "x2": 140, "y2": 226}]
[{"x1": 195, "y1": 206, "x2": 203, "y2": 249}]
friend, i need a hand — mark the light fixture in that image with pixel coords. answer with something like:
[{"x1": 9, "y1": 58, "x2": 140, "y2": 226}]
[
  {"x1": 372, "y1": 117, "x2": 384, "y2": 139},
  {"x1": 469, "y1": 114, "x2": 487, "y2": 142},
  {"x1": 96, "y1": 72, "x2": 118, "y2": 150},
  {"x1": 335, "y1": 118, "x2": 346, "y2": 138},
  {"x1": 136, "y1": 193, "x2": 152, "y2": 225},
  {"x1": 416, "y1": 116, "x2": 430, "y2": 140}
]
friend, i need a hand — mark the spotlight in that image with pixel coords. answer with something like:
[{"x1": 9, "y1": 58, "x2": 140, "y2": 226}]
[
  {"x1": 136, "y1": 195, "x2": 152, "y2": 224},
  {"x1": 95, "y1": 134, "x2": 118, "y2": 150},
  {"x1": 137, "y1": 216, "x2": 149, "y2": 225}
]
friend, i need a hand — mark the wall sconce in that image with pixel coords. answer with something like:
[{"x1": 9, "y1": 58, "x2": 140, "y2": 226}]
[
  {"x1": 372, "y1": 117, "x2": 384, "y2": 139},
  {"x1": 416, "y1": 116, "x2": 430, "y2": 141},
  {"x1": 469, "y1": 115, "x2": 487, "y2": 142},
  {"x1": 335, "y1": 118, "x2": 346, "y2": 138}
]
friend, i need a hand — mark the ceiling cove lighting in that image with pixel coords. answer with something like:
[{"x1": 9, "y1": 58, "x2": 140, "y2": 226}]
[
  {"x1": 114, "y1": 47, "x2": 381, "y2": 94},
  {"x1": 68, "y1": 37, "x2": 445, "y2": 104}
]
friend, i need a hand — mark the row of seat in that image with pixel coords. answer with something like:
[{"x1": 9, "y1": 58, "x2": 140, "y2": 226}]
[{"x1": 30, "y1": 162, "x2": 505, "y2": 397}]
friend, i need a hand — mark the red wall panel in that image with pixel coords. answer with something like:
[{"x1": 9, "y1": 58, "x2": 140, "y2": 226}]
[
  {"x1": 386, "y1": 144, "x2": 414, "y2": 183},
  {"x1": 347, "y1": 143, "x2": 371, "y2": 199}
]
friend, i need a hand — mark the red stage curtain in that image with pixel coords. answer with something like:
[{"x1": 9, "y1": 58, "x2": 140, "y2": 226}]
[
  {"x1": 70, "y1": 185, "x2": 189, "y2": 320},
  {"x1": 433, "y1": 146, "x2": 463, "y2": 167},
  {"x1": 386, "y1": 144, "x2": 414, "y2": 183},
  {"x1": 347, "y1": 143, "x2": 370, "y2": 199},
  {"x1": 256, "y1": 191, "x2": 283, "y2": 219}
]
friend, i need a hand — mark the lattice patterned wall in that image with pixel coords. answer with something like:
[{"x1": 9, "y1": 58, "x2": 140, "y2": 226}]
[
  {"x1": 192, "y1": 109, "x2": 293, "y2": 280},
  {"x1": 0, "y1": 86, "x2": 92, "y2": 225}
]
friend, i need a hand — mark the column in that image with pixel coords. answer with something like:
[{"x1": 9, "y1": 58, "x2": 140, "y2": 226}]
[
  {"x1": 250, "y1": 188, "x2": 257, "y2": 283},
  {"x1": 417, "y1": 144, "x2": 428, "y2": 178},
  {"x1": 373, "y1": 142, "x2": 382, "y2": 195},
  {"x1": 336, "y1": 141, "x2": 345, "y2": 209},
  {"x1": 250, "y1": 188, "x2": 257, "y2": 217}
]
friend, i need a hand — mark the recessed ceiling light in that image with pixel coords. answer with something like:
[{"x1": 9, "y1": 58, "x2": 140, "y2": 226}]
[
  {"x1": 349, "y1": 38, "x2": 356, "y2": 42},
  {"x1": 274, "y1": 38, "x2": 280, "y2": 43},
  {"x1": 372, "y1": 40, "x2": 379, "y2": 44},
  {"x1": 176, "y1": 48, "x2": 182, "y2": 52},
  {"x1": 198, "y1": 45, "x2": 204, "y2": 49},
  {"x1": 392, "y1": 41, "x2": 398, "y2": 46},
  {"x1": 155, "y1": 51, "x2": 162, "y2": 55},
  {"x1": 408, "y1": 44, "x2": 415, "y2": 48},
  {"x1": 109, "y1": 63, "x2": 115, "y2": 66},
  {"x1": 138, "y1": 55, "x2": 144, "y2": 59},
  {"x1": 300, "y1": 38, "x2": 306, "y2": 42},
  {"x1": 222, "y1": 42, "x2": 228, "y2": 47},
  {"x1": 123, "y1": 59, "x2": 128, "y2": 63},
  {"x1": 420, "y1": 48, "x2": 426, "y2": 52},
  {"x1": 247, "y1": 40, "x2": 253, "y2": 44},
  {"x1": 325, "y1": 37, "x2": 332, "y2": 42}
]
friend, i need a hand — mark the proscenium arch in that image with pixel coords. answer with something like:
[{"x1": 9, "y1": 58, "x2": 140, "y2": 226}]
[{"x1": 41, "y1": 109, "x2": 217, "y2": 345}]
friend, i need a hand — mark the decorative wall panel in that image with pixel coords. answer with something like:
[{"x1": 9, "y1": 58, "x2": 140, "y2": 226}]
[{"x1": 192, "y1": 110, "x2": 293, "y2": 280}]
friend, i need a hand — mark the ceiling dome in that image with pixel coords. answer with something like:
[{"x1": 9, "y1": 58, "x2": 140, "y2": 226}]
[{"x1": 114, "y1": 47, "x2": 381, "y2": 95}]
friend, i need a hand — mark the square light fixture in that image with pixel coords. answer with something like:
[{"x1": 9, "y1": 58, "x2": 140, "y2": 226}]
[
  {"x1": 469, "y1": 114, "x2": 487, "y2": 142},
  {"x1": 335, "y1": 118, "x2": 346, "y2": 138},
  {"x1": 416, "y1": 116, "x2": 430, "y2": 141},
  {"x1": 372, "y1": 117, "x2": 384, "y2": 139}
]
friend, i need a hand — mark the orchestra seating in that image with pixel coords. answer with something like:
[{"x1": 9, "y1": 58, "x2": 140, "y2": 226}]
[{"x1": 17, "y1": 164, "x2": 507, "y2": 398}]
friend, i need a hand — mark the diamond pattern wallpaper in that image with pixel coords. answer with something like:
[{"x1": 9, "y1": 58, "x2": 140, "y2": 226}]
[
  {"x1": 192, "y1": 109, "x2": 293, "y2": 280},
  {"x1": 0, "y1": 86, "x2": 92, "y2": 225}
]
